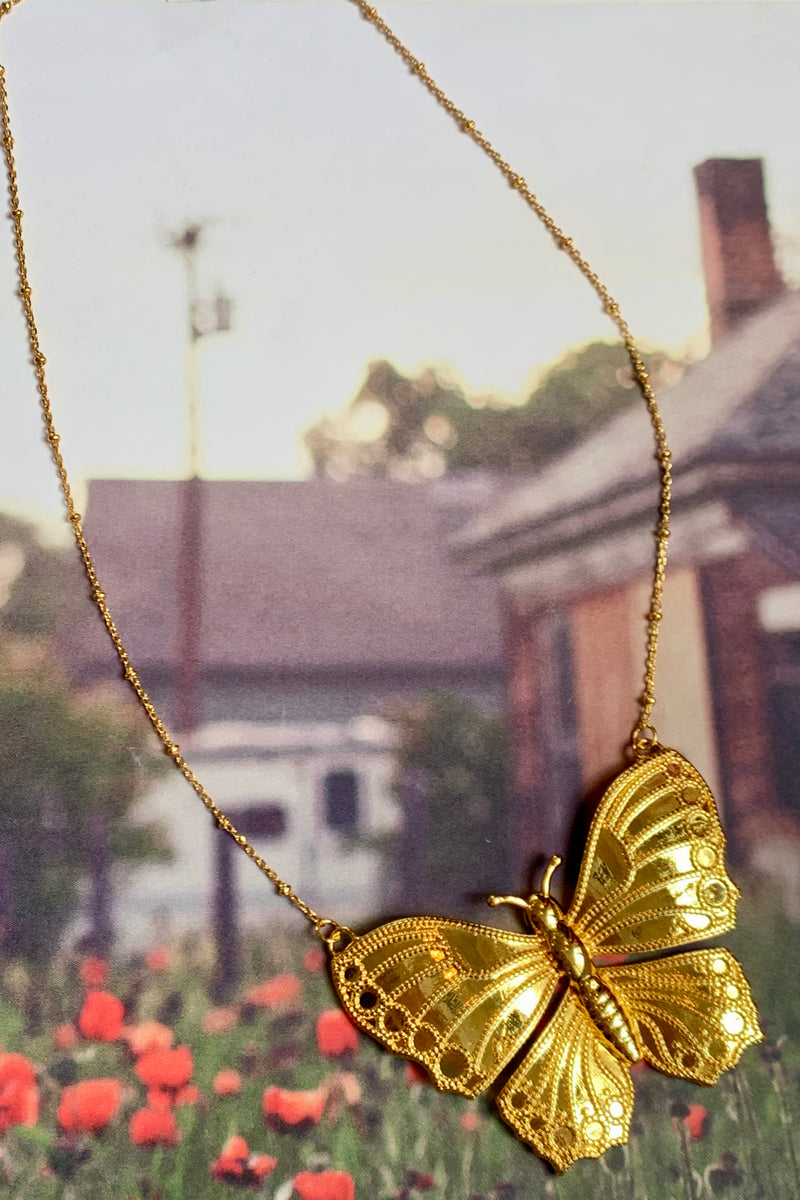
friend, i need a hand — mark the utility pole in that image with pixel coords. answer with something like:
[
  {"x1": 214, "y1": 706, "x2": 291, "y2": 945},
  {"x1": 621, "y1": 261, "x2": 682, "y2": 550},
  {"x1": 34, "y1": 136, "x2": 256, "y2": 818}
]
[
  {"x1": 170, "y1": 223, "x2": 232, "y2": 480},
  {"x1": 169, "y1": 222, "x2": 237, "y2": 998},
  {"x1": 169, "y1": 223, "x2": 232, "y2": 734}
]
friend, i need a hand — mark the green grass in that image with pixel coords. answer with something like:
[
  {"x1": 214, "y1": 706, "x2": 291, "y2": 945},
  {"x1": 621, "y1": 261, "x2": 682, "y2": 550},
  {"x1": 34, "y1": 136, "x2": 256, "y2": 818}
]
[{"x1": 0, "y1": 886, "x2": 797, "y2": 1200}]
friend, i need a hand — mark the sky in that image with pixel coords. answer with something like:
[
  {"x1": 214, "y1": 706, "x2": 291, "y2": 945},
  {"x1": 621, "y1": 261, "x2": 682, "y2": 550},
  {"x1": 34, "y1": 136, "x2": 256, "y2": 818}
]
[{"x1": 1, "y1": 0, "x2": 799, "y2": 535}]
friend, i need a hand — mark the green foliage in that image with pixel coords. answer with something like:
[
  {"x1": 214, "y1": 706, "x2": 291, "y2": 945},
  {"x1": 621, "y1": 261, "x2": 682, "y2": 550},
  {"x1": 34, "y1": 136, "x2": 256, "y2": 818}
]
[
  {"x1": 304, "y1": 342, "x2": 686, "y2": 479},
  {"x1": 0, "y1": 513, "x2": 81, "y2": 638},
  {"x1": 0, "y1": 895, "x2": 794, "y2": 1200},
  {"x1": 0, "y1": 663, "x2": 169, "y2": 964},
  {"x1": 0, "y1": 511, "x2": 169, "y2": 964},
  {"x1": 390, "y1": 693, "x2": 510, "y2": 914}
]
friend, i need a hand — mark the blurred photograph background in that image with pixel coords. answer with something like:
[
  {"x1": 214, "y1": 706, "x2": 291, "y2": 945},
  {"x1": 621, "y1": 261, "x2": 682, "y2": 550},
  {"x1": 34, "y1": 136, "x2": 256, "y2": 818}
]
[{"x1": 1, "y1": 1, "x2": 799, "y2": 1196}]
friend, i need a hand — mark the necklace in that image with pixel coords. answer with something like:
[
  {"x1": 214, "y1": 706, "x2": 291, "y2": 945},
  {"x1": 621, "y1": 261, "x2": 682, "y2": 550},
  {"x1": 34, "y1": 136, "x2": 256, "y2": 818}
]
[{"x1": 0, "y1": 0, "x2": 761, "y2": 1173}]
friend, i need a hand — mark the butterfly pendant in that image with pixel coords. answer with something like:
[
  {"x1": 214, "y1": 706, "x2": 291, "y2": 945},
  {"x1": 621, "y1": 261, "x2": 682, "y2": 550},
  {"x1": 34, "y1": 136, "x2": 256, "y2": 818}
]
[{"x1": 326, "y1": 748, "x2": 761, "y2": 1172}]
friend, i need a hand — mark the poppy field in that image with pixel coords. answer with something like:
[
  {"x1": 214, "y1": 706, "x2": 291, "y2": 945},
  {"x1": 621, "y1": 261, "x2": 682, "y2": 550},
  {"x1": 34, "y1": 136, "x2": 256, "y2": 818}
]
[{"x1": 0, "y1": 891, "x2": 797, "y2": 1200}]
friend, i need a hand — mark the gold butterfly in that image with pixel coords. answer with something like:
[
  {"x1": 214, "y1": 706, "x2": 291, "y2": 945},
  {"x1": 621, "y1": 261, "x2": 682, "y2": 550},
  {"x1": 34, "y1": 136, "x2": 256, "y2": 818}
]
[{"x1": 328, "y1": 748, "x2": 761, "y2": 1172}]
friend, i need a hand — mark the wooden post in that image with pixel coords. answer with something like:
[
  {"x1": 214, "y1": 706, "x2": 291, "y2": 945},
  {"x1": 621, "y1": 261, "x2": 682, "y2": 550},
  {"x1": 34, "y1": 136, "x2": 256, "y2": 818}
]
[
  {"x1": 211, "y1": 828, "x2": 240, "y2": 1002},
  {"x1": 0, "y1": 835, "x2": 14, "y2": 956},
  {"x1": 177, "y1": 474, "x2": 204, "y2": 734},
  {"x1": 86, "y1": 808, "x2": 113, "y2": 958}
]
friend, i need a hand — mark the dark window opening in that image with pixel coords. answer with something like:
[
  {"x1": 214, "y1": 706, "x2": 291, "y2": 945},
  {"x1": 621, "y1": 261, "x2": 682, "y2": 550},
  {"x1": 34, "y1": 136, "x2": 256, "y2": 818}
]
[
  {"x1": 324, "y1": 770, "x2": 360, "y2": 833},
  {"x1": 235, "y1": 803, "x2": 287, "y2": 839}
]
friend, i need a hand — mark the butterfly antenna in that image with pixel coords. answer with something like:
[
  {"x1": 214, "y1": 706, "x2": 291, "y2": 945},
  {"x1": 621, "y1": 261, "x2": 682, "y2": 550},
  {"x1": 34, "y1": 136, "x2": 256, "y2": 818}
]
[
  {"x1": 540, "y1": 855, "x2": 562, "y2": 900},
  {"x1": 487, "y1": 894, "x2": 529, "y2": 912}
]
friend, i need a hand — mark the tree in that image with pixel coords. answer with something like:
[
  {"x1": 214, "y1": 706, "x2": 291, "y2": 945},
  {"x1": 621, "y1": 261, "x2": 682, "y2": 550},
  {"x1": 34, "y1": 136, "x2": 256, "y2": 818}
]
[
  {"x1": 0, "y1": 513, "x2": 81, "y2": 638},
  {"x1": 304, "y1": 341, "x2": 686, "y2": 480},
  {"x1": 391, "y1": 693, "x2": 510, "y2": 918},
  {"x1": 0, "y1": 659, "x2": 169, "y2": 964},
  {"x1": 0, "y1": 513, "x2": 169, "y2": 965}
]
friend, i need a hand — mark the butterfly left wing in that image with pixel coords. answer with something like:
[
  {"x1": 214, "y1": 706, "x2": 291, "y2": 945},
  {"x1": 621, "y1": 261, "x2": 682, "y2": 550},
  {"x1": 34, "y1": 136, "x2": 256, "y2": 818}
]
[
  {"x1": 496, "y1": 985, "x2": 634, "y2": 1174},
  {"x1": 330, "y1": 916, "x2": 559, "y2": 1096},
  {"x1": 566, "y1": 749, "x2": 738, "y2": 955},
  {"x1": 601, "y1": 948, "x2": 761, "y2": 1084}
]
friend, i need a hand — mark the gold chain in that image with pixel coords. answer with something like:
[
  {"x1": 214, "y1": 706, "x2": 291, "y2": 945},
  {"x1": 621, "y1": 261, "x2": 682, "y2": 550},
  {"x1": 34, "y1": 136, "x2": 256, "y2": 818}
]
[{"x1": 0, "y1": 0, "x2": 671, "y2": 930}]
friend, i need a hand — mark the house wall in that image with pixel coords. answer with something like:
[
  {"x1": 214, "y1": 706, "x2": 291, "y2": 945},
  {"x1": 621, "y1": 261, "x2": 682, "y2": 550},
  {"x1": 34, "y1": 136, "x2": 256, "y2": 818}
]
[
  {"x1": 504, "y1": 537, "x2": 800, "y2": 896},
  {"x1": 570, "y1": 586, "x2": 639, "y2": 790},
  {"x1": 504, "y1": 565, "x2": 724, "y2": 887},
  {"x1": 139, "y1": 669, "x2": 505, "y2": 729},
  {"x1": 700, "y1": 545, "x2": 798, "y2": 856},
  {"x1": 112, "y1": 728, "x2": 399, "y2": 949},
  {"x1": 570, "y1": 569, "x2": 719, "y2": 795}
]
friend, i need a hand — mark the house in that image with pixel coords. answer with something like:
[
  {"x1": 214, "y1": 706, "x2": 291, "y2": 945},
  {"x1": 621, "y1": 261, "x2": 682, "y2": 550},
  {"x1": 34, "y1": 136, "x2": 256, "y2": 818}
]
[
  {"x1": 113, "y1": 716, "x2": 399, "y2": 951},
  {"x1": 455, "y1": 159, "x2": 800, "y2": 909},
  {"x1": 70, "y1": 474, "x2": 505, "y2": 725},
  {"x1": 64, "y1": 475, "x2": 506, "y2": 948}
]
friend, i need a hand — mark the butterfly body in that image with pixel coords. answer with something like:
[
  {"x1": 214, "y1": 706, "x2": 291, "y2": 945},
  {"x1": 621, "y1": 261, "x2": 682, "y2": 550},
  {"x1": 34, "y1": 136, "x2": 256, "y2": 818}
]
[
  {"x1": 490, "y1": 864, "x2": 640, "y2": 1064},
  {"x1": 328, "y1": 748, "x2": 761, "y2": 1172}
]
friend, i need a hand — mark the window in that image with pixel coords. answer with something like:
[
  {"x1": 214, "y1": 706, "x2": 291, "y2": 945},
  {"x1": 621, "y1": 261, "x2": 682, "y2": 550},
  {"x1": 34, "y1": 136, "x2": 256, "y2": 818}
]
[
  {"x1": 236, "y1": 804, "x2": 287, "y2": 839},
  {"x1": 324, "y1": 770, "x2": 360, "y2": 833}
]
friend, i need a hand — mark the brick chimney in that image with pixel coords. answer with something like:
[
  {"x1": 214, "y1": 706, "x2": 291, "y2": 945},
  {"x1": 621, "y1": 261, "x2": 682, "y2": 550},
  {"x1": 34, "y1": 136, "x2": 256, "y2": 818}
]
[{"x1": 694, "y1": 158, "x2": 784, "y2": 344}]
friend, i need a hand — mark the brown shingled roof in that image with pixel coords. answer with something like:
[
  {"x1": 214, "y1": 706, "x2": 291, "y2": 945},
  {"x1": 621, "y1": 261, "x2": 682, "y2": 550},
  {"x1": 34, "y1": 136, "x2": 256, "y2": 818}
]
[{"x1": 72, "y1": 477, "x2": 503, "y2": 675}]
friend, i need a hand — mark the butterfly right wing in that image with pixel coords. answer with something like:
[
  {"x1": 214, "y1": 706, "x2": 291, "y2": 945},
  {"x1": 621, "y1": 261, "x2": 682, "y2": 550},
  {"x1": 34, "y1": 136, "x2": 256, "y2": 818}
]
[
  {"x1": 601, "y1": 948, "x2": 761, "y2": 1084},
  {"x1": 330, "y1": 916, "x2": 559, "y2": 1096},
  {"x1": 496, "y1": 985, "x2": 634, "y2": 1174},
  {"x1": 566, "y1": 749, "x2": 739, "y2": 956}
]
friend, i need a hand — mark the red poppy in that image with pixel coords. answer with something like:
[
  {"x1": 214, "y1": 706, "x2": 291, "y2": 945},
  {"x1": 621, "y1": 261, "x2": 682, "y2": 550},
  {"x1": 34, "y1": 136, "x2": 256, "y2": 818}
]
[
  {"x1": 404, "y1": 1061, "x2": 429, "y2": 1086},
  {"x1": 0, "y1": 1054, "x2": 35, "y2": 1090},
  {"x1": 79, "y1": 957, "x2": 109, "y2": 989},
  {"x1": 328, "y1": 1071, "x2": 361, "y2": 1106},
  {"x1": 460, "y1": 1110, "x2": 479, "y2": 1132},
  {"x1": 57, "y1": 1079, "x2": 122, "y2": 1135},
  {"x1": 213, "y1": 1069, "x2": 242, "y2": 1097},
  {"x1": 0, "y1": 1053, "x2": 39, "y2": 1134},
  {"x1": 145, "y1": 947, "x2": 171, "y2": 972},
  {"x1": 202, "y1": 1006, "x2": 239, "y2": 1035},
  {"x1": 685, "y1": 1103, "x2": 710, "y2": 1141},
  {"x1": 293, "y1": 1169, "x2": 355, "y2": 1200},
  {"x1": 405, "y1": 1170, "x2": 436, "y2": 1191},
  {"x1": 135, "y1": 1046, "x2": 193, "y2": 1093},
  {"x1": 146, "y1": 1082, "x2": 203, "y2": 1110},
  {"x1": 77, "y1": 991, "x2": 124, "y2": 1042},
  {"x1": 246, "y1": 974, "x2": 302, "y2": 1010},
  {"x1": 303, "y1": 947, "x2": 325, "y2": 974},
  {"x1": 211, "y1": 1135, "x2": 277, "y2": 1188},
  {"x1": 123, "y1": 1022, "x2": 174, "y2": 1058},
  {"x1": 53, "y1": 1023, "x2": 78, "y2": 1051},
  {"x1": 146, "y1": 1087, "x2": 172, "y2": 1112},
  {"x1": 129, "y1": 1106, "x2": 181, "y2": 1148},
  {"x1": 316, "y1": 1010, "x2": 359, "y2": 1059},
  {"x1": 262, "y1": 1086, "x2": 326, "y2": 1134}
]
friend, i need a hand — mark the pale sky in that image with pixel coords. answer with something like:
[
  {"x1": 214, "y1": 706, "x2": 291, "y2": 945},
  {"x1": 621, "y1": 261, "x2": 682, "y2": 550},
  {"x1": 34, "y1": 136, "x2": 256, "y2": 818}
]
[{"x1": 1, "y1": 0, "x2": 799, "y2": 534}]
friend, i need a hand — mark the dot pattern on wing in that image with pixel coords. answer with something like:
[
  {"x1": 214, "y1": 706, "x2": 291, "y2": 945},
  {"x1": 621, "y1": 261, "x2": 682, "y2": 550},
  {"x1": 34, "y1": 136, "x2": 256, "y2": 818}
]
[
  {"x1": 327, "y1": 748, "x2": 761, "y2": 1172},
  {"x1": 602, "y1": 948, "x2": 762, "y2": 1084},
  {"x1": 567, "y1": 750, "x2": 739, "y2": 954},
  {"x1": 496, "y1": 986, "x2": 635, "y2": 1174},
  {"x1": 330, "y1": 916, "x2": 559, "y2": 1095}
]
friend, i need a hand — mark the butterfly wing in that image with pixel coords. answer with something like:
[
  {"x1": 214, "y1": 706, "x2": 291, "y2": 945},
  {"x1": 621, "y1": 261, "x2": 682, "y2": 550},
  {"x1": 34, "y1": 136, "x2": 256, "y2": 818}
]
[
  {"x1": 496, "y1": 985, "x2": 634, "y2": 1174},
  {"x1": 566, "y1": 749, "x2": 738, "y2": 955},
  {"x1": 600, "y1": 949, "x2": 761, "y2": 1084},
  {"x1": 330, "y1": 916, "x2": 559, "y2": 1096}
]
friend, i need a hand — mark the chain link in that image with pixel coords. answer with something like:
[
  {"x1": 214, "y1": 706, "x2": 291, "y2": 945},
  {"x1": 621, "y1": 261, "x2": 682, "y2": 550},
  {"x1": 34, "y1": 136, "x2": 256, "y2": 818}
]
[{"x1": 0, "y1": 1, "x2": 671, "y2": 931}]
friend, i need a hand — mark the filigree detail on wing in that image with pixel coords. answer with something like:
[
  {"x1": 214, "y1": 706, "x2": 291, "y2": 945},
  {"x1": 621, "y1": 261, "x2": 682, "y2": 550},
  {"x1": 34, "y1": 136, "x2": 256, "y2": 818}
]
[
  {"x1": 330, "y1": 917, "x2": 559, "y2": 1095},
  {"x1": 496, "y1": 987, "x2": 634, "y2": 1174},
  {"x1": 603, "y1": 948, "x2": 761, "y2": 1083},
  {"x1": 567, "y1": 750, "x2": 738, "y2": 954}
]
